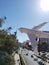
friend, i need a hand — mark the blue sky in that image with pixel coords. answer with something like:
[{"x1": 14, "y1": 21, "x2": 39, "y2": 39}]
[{"x1": 0, "y1": 0, "x2": 49, "y2": 42}]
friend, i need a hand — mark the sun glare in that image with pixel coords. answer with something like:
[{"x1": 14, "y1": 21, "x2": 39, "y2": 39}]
[{"x1": 40, "y1": 0, "x2": 49, "y2": 11}]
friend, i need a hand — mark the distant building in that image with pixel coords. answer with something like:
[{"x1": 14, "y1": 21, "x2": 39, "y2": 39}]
[
  {"x1": 39, "y1": 31, "x2": 49, "y2": 45},
  {"x1": 25, "y1": 40, "x2": 32, "y2": 50},
  {"x1": 18, "y1": 42, "x2": 25, "y2": 47},
  {"x1": 39, "y1": 38, "x2": 49, "y2": 45}
]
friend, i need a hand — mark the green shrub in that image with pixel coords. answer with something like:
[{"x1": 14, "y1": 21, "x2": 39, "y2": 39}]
[{"x1": 0, "y1": 51, "x2": 15, "y2": 65}]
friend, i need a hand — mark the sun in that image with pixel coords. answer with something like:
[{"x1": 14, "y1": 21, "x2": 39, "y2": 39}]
[{"x1": 40, "y1": 0, "x2": 49, "y2": 11}]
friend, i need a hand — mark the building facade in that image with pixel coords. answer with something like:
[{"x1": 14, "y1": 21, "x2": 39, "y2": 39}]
[{"x1": 39, "y1": 31, "x2": 49, "y2": 45}]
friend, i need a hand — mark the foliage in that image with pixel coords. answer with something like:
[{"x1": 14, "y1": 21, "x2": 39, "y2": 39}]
[
  {"x1": 7, "y1": 27, "x2": 12, "y2": 30},
  {"x1": 0, "y1": 30, "x2": 19, "y2": 55},
  {"x1": 0, "y1": 16, "x2": 19, "y2": 65},
  {"x1": 0, "y1": 30, "x2": 19, "y2": 65},
  {"x1": 0, "y1": 17, "x2": 6, "y2": 27},
  {"x1": 0, "y1": 51, "x2": 15, "y2": 65}
]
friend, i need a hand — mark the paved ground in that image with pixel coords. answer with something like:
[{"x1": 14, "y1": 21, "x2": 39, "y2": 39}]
[
  {"x1": 46, "y1": 62, "x2": 49, "y2": 65},
  {"x1": 21, "y1": 49, "x2": 39, "y2": 65},
  {"x1": 21, "y1": 48, "x2": 49, "y2": 65},
  {"x1": 14, "y1": 53, "x2": 21, "y2": 65},
  {"x1": 15, "y1": 48, "x2": 49, "y2": 65}
]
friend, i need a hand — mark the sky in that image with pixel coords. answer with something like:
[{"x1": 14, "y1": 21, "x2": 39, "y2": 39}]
[{"x1": 0, "y1": 0, "x2": 49, "y2": 43}]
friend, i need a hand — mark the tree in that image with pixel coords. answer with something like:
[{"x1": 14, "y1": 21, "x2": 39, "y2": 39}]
[
  {"x1": 0, "y1": 51, "x2": 15, "y2": 65},
  {"x1": 0, "y1": 16, "x2": 19, "y2": 65},
  {"x1": 0, "y1": 30, "x2": 19, "y2": 55},
  {"x1": 6, "y1": 27, "x2": 12, "y2": 34},
  {"x1": 0, "y1": 30, "x2": 19, "y2": 65},
  {"x1": 0, "y1": 16, "x2": 6, "y2": 27}
]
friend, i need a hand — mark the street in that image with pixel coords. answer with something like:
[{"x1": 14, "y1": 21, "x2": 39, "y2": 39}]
[{"x1": 21, "y1": 49, "x2": 39, "y2": 65}]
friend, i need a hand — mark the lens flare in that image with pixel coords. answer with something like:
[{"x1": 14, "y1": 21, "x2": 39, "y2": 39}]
[{"x1": 40, "y1": 0, "x2": 49, "y2": 11}]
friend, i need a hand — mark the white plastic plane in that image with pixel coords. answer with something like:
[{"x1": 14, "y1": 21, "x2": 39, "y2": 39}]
[{"x1": 19, "y1": 22, "x2": 48, "y2": 55}]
